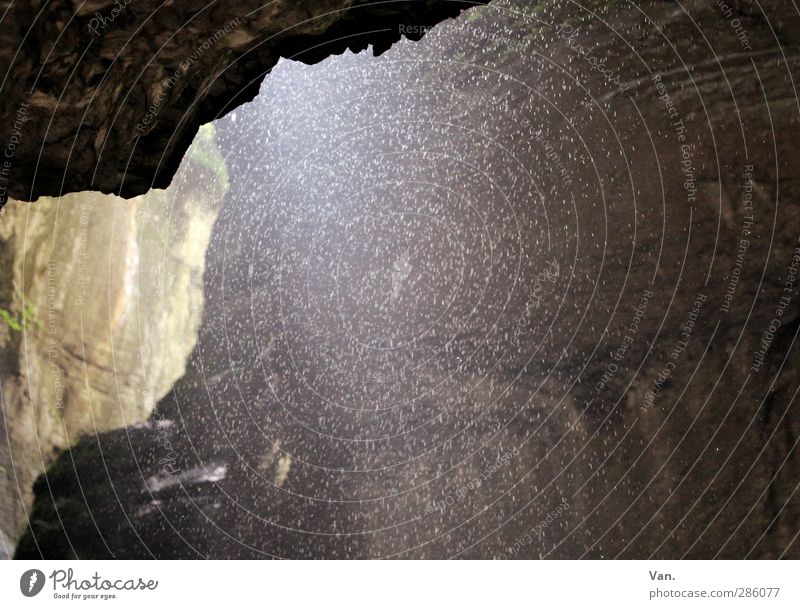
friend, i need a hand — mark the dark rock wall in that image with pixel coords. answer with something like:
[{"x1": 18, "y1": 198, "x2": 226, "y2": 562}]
[
  {"x1": 219, "y1": 0, "x2": 800, "y2": 559},
  {"x1": 0, "y1": 0, "x2": 486, "y2": 204},
  {"x1": 12, "y1": 0, "x2": 800, "y2": 559}
]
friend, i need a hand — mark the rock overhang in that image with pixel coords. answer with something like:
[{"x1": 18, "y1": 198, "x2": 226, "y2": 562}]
[{"x1": 0, "y1": 0, "x2": 488, "y2": 205}]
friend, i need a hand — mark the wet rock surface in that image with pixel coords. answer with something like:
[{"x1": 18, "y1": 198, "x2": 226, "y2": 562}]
[{"x1": 11, "y1": 0, "x2": 800, "y2": 558}]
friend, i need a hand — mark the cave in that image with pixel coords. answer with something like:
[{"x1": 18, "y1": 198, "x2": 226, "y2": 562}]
[{"x1": 1, "y1": 0, "x2": 800, "y2": 562}]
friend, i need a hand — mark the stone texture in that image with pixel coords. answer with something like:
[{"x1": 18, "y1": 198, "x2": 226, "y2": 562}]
[
  {"x1": 8, "y1": 0, "x2": 800, "y2": 559},
  {"x1": 0, "y1": 0, "x2": 485, "y2": 204},
  {"x1": 0, "y1": 124, "x2": 227, "y2": 555}
]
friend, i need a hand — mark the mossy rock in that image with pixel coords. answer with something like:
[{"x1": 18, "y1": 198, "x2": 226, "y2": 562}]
[{"x1": 184, "y1": 123, "x2": 229, "y2": 192}]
